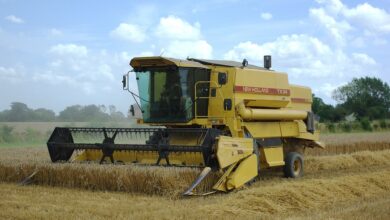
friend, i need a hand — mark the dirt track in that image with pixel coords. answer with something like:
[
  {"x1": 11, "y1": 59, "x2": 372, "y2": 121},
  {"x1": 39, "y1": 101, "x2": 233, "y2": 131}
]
[{"x1": 1, "y1": 149, "x2": 389, "y2": 219}]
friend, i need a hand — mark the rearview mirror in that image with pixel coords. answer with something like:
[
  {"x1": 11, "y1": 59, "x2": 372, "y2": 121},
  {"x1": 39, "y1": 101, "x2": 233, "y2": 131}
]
[
  {"x1": 122, "y1": 74, "x2": 128, "y2": 90},
  {"x1": 130, "y1": 105, "x2": 135, "y2": 117}
]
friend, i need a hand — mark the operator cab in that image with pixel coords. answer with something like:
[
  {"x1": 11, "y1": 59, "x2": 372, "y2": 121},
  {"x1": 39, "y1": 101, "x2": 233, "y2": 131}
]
[{"x1": 125, "y1": 57, "x2": 211, "y2": 123}]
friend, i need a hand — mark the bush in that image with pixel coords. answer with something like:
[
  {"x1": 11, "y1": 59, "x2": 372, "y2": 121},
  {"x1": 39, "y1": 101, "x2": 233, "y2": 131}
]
[
  {"x1": 360, "y1": 118, "x2": 372, "y2": 131},
  {"x1": 379, "y1": 120, "x2": 387, "y2": 129},
  {"x1": 0, "y1": 125, "x2": 15, "y2": 143},
  {"x1": 340, "y1": 122, "x2": 352, "y2": 132},
  {"x1": 0, "y1": 126, "x2": 49, "y2": 144},
  {"x1": 351, "y1": 122, "x2": 361, "y2": 130},
  {"x1": 326, "y1": 123, "x2": 336, "y2": 133},
  {"x1": 22, "y1": 128, "x2": 43, "y2": 142}
]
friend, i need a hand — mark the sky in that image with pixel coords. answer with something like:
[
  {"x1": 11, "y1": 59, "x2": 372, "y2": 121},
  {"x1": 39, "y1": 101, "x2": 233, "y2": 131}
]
[{"x1": 0, "y1": 0, "x2": 390, "y2": 114}]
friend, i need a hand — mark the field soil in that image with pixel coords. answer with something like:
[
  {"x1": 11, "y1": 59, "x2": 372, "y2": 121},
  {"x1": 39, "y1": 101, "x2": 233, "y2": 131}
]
[{"x1": 0, "y1": 132, "x2": 390, "y2": 219}]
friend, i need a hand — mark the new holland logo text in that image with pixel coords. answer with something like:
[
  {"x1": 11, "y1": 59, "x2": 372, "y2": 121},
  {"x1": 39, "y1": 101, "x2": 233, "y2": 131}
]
[{"x1": 235, "y1": 86, "x2": 290, "y2": 96}]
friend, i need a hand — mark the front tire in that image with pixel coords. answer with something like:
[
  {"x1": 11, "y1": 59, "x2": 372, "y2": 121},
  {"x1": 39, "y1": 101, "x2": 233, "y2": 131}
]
[{"x1": 284, "y1": 152, "x2": 304, "y2": 178}]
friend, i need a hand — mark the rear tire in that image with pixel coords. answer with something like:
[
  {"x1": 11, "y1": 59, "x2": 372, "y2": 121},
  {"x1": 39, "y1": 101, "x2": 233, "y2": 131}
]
[{"x1": 284, "y1": 152, "x2": 304, "y2": 178}]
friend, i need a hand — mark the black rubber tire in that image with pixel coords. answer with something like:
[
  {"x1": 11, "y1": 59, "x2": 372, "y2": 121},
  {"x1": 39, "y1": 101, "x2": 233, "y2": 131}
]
[{"x1": 283, "y1": 152, "x2": 304, "y2": 178}]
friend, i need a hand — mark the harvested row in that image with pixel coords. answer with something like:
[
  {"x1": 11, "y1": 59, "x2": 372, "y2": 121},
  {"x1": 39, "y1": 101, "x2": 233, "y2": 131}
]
[
  {"x1": 319, "y1": 131, "x2": 390, "y2": 145},
  {"x1": 305, "y1": 150, "x2": 390, "y2": 172},
  {"x1": 211, "y1": 168, "x2": 390, "y2": 219},
  {"x1": 1, "y1": 150, "x2": 390, "y2": 197},
  {"x1": 306, "y1": 141, "x2": 390, "y2": 156},
  {"x1": 0, "y1": 162, "x2": 217, "y2": 198},
  {"x1": 1, "y1": 165, "x2": 389, "y2": 219}
]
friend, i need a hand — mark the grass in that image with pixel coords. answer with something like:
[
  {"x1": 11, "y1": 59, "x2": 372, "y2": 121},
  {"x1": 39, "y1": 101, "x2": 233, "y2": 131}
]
[{"x1": 0, "y1": 141, "x2": 45, "y2": 148}]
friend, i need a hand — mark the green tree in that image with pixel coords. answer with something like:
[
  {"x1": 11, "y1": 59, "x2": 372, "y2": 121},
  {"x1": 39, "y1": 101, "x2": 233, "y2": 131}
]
[
  {"x1": 332, "y1": 77, "x2": 390, "y2": 119},
  {"x1": 80, "y1": 105, "x2": 110, "y2": 121},
  {"x1": 1, "y1": 102, "x2": 34, "y2": 121},
  {"x1": 58, "y1": 105, "x2": 111, "y2": 122},
  {"x1": 312, "y1": 94, "x2": 345, "y2": 122},
  {"x1": 0, "y1": 102, "x2": 56, "y2": 122},
  {"x1": 108, "y1": 105, "x2": 126, "y2": 121},
  {"x1": 58, "y1": 105, "x2": 82, "y2": 121},
  {"x1": 33, "y1": 108, "x2": 56, "y2": 121},
  {"x1": 1, "y1": 102, "x2": 125, "y2": 122}
]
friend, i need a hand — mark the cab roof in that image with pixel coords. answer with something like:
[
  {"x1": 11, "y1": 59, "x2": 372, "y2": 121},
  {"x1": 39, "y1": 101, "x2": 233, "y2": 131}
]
[
  {"x1": 130, "y1": 56, "x2": 268, "y2": 71},
  {"x1": 188, "y1": 58, "x2": 267, "y2": 70},
  {"x1": 130, "y1": 57, "x2": 210, "y2": 69}
]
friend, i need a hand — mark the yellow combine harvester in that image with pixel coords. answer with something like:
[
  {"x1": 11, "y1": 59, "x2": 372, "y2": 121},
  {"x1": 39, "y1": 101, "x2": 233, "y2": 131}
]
[{"x1": 47, "y1": 56, "x2": 323, "y2": 195}]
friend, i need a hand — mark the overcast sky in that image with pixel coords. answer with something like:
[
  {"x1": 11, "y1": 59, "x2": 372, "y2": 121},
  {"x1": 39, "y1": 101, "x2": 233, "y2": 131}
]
[{"x1": 1, "y1": 0, "x2": 389, "y2": 114}]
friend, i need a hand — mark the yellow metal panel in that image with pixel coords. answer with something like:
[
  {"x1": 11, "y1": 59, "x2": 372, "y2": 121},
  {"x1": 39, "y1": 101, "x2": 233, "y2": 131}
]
[
  {"x1": 245, "y1": 122, "x2": 281, "y2": 138},
  {"x1": 246, "y1": 99, "x2": 290, "y2": 108},
  {"x1": 234, "y1": 68, "x2": 290, "y2": 108},
  {"x1": 261, "y1": 146, "x2": 285, "y2": 167},
  {"x1": 280, "y1": 121, "x2": 300, "y2": 137},
  {"x1": 297, "y1": 120, "x2": 308, "y2": 132},
  {"x1": 74, "y1": 150, "x2": 205, "y2": 166},
  {"x1": 168, "y1": 132, "x2": 202, "y2": 145},
  {"x1": 208, "y1": 67, "x2": 236, "y2": 120},
  {"x1": 216, "y1": 136, "x2": 253, "y2": 169},
  {"x1": 244, "y1": 121, "x2": 299, "y2": 138},
  {"x1": 296, "y1": 131, "x2": 320, "y2": 141},
  {"x1": 212, "y1": 162, "x2": 237, "y2": 192},
  {"x1": 226, "y1": 154, "x2": 258, "y2": 190},
  {"x1": 287, "y1": 84, "x2": 313, "y2": 111},
  {"x1": 235, "y1": 68, "x2": 289, "y2": 90},
  {"x1": 237, "y1": 103, "x2": 307, "y2": 120}
]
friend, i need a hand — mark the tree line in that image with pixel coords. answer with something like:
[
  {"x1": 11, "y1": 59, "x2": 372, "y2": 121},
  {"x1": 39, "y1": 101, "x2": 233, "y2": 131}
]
[
  {"x1": 0, "y1": 102, "x2": 126, "y2": 122},
  {"x1": 313, "y1": 77, "x2": 390, "y2": 122}
]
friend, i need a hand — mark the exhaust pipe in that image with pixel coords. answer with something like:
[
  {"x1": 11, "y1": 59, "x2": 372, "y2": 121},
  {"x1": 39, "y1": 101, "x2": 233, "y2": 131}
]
[{"x1": 264, "y1": 55, "x2": 271, "y2": 69}]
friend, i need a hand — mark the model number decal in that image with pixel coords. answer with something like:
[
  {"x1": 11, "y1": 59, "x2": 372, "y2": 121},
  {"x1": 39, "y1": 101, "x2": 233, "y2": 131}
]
[{"x1": 235, "y1": 86, "x2": 290, "y2": 96}]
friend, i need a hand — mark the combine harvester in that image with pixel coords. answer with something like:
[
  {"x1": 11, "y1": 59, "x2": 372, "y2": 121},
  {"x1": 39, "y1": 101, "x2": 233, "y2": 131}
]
[{"x1": 47, "y1": 56, "x2": 323, "y2": 195}]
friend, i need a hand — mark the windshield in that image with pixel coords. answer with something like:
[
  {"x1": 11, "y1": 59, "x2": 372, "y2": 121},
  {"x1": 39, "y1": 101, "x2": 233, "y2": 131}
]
[{"x1": 135, "y1": 66, "x2": 210, "y2": 123}]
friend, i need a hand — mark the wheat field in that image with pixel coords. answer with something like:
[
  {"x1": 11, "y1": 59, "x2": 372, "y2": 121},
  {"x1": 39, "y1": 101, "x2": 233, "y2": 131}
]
[
  {"x1": 0, "y1": 132, "x2": 390, "y2": 219},
  {"x1": 0, "y1": 150, "x2": 389, "y2": 198},
  {"x1": 0, "y1": 150, "x2": 389, "y2": 219}
]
